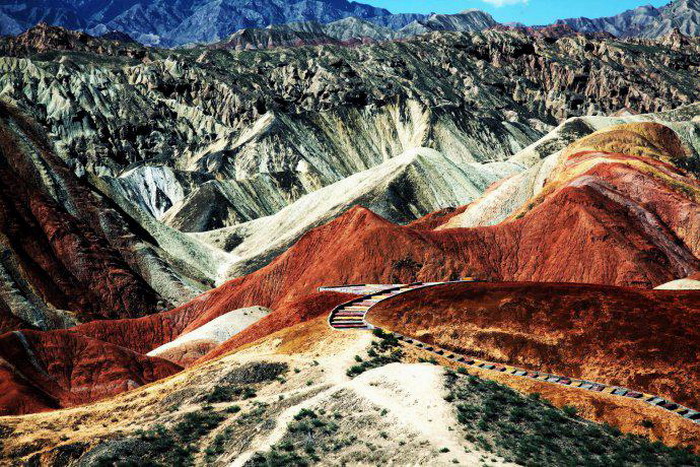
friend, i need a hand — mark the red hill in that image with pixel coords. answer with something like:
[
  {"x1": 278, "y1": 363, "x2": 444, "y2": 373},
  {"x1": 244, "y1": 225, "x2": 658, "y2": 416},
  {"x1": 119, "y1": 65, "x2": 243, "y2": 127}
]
[
  {"x1": 0, "y1": 107, "x2": 163, "y2": 328},
  {"x1": 366, "y1": 281, "x2": 700, "y2": 410}
]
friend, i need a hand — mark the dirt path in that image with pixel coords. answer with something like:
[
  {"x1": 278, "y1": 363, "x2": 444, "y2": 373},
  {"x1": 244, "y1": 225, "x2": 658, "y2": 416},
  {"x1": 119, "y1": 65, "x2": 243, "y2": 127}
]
[{"x1": 229, "y1": 363, "x2": 500, "y2": 467}]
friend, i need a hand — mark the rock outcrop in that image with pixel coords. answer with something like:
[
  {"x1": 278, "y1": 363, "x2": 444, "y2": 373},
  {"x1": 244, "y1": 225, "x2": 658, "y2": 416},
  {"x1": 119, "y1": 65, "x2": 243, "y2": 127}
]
[
  {"x1": 556, "y1": 5, "x2": 662, "y2": 37},
  {"x1": 557, "y1": 0, "x2": 700, "y2": 39},
  {"x1": 196, "y1": 147, "x2": 520, "y2": 279},
  {"x1": 440, "y1": 110, "x2": 700, "y2": 229},
  {"x1": 0, "y1": 102, "x2": 218, "y2": 332},
  {"x1": 0, "y1": 22, "x2": 143, "y2": 56}
]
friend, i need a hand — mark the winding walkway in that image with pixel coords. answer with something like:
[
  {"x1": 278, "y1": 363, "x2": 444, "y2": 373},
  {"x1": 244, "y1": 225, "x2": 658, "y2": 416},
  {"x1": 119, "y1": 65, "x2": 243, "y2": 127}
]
[{"x1": 321, "y1": 280, "x2": 700, "y2": 426}]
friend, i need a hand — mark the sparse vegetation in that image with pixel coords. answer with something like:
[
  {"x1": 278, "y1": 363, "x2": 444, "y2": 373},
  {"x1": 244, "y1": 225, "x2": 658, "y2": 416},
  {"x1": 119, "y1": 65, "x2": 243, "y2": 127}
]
[
  {"x1": 204, "y1": 385, "x2": 257, "y2": 403},
  {"x1": 246, "y1": 409, "x2": 343, "y2": 466},
  {"x1": 135, "y1": 424, "x2": 194, "y2": 466},
  {"x1": 201, "y1": 362, "x2": 287, "y2": 404},
  {"x1": 237, "y1": 402, "x2": 269, "y2": 426},
  {"x1": 205, "y1": 426, "x2": 235, "y2": 462},
  {"x1": 220, "y1": 362, "x2": 288, "y2": 385},
  {"x1": 346, "y1": 329, "x2": 403, "y2": 377},
  {"x1": 173, "y1": 408, "x2": 226, "y2": 445},
  {"x1": 445, "y1": 373, "x2": 700, "y2": 466},
  {"x1": 226, "y1": 405, "x2": 242, "y2": 414},
  {"x1": 88, "y1": 405, "x2": 229, "y2": 466}
]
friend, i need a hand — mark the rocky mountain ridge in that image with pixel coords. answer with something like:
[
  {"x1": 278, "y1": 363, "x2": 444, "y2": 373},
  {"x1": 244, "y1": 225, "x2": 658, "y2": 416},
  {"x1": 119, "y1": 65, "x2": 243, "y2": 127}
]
[
  {"x1": 0, "y1": 22, "x2": 142, "y2": 56},
  {"x1": 0, "y1": 0, "x2": 392, "y2": 46},
  {"x1": 3, "y1": 0, "x2": 700, "y2": 49},
  {"x1": 216, "y1": 10, "x2": 498, "y2": 50},
  {"x1": 2, "y1": 25, "x2": 700, "y2": 249},
  {"x1": 558, "y1": 0, "x2": 700, "y2": 38},
  {"x1": 219, "y1": 0, "x2": 700, "y2": 47}
]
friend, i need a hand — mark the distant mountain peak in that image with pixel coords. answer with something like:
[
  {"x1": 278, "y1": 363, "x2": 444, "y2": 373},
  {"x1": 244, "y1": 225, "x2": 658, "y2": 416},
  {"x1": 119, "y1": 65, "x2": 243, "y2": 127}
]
[
  {"x1": 0, "y1": 22, "x2": 143, "y2": 56},
  {"x1": 555, "y1": 0, "x2": 700, "y2": 38},
  {"x1": 0, "y1": 0, "x2": 392, "y2": 46}
]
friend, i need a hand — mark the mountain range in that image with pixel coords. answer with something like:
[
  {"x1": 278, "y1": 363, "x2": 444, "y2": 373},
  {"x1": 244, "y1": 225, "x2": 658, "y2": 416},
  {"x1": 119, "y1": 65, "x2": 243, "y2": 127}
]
[
  {"x1": 2, "y1": 0, "x2": 700, "y2": 47},
  {"x1": 2, "y1": 98, "x2": 700, "y2": 463},
  {"x1": 0, "y1": 0, "x2": 390, "y2": 46},
  {"x1": 556, "y1": 0, "x2": 700, "y2": 38},
  {"x1": 1, "y1": 2, "x2": 700, "y2": 465},
  {"x1": 2, "y1": 24, "x2": 700, "y2": 288},
  {"x1": 216, "y1": 10, "x2": 498, "y2": 50}
]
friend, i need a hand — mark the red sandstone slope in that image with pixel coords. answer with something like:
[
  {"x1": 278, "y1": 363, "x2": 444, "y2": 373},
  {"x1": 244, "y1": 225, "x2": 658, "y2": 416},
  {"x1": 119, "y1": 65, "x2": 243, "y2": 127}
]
[
  {"x1": 192, "y1": 125, "x2": 700, "y2": 360},
  {"x1": 0, "y1": 330, "x2": 181, "y2": 415},
  {"x1": 366, "y1": 281, "x2": 700, "y2": 409},
  {"x1": 72, "y1": 291, "x2": 357, "y2": 356}
]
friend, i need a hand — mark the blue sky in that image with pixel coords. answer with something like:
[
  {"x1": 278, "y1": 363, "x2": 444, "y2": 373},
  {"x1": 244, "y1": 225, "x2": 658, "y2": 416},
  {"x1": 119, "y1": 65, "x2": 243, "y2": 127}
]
[{"x1": 363, "y1": 1, "x2": 670, "y2": 25}]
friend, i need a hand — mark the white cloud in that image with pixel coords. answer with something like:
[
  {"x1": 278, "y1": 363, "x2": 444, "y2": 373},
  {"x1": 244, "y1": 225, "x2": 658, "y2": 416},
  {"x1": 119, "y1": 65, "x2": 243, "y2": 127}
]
[{"x1": 481, "y1": 0, "x2": 529, "y2": 6}]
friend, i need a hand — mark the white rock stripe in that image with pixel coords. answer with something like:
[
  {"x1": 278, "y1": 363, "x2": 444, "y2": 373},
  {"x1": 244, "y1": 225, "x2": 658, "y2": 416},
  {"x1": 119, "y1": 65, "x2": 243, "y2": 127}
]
[{"x1": 321, "y1": 281, "x2": 700, "y2": 425}]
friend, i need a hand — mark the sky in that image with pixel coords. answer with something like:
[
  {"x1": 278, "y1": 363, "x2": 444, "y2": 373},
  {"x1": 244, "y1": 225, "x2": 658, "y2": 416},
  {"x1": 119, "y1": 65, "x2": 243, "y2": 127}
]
[{"x1": 363, "y1": 0, "x2": 671, "y2": 26}]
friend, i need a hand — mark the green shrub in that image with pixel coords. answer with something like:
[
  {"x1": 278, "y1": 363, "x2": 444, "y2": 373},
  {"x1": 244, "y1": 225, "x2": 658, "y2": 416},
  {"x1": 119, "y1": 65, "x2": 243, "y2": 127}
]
[
  {"x1": 345, "y1": 332, "x2": 403, "y2": 377},
  {"x1": 220, "y1": 362, "x2": 288, "y2": 384},
  {"x1": 247, "y1": 409, "x2": 342, "y2": 466},
  {"x1": 174, "y1": 410, "x2": 226, "y2": 444},
  {"x1": 205, "y1": 386, "x2": 240, "y2": 403},
  {"x1": 294, "y1": 409, "x2": 318, "y2": 421},
  {"x1": 205, "y1": 427, "x2": 234, "y2": 462},
  {"x1": 562, "y1": 405, "x2": 578, "y2": 418}
]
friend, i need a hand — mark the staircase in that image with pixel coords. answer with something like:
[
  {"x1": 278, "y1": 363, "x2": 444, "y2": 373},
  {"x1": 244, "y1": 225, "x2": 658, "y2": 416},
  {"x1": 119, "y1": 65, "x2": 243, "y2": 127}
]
[{"x1": 324, "y1": 282, "x2": 444, "y2": 330}]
